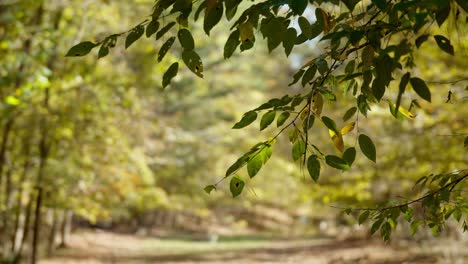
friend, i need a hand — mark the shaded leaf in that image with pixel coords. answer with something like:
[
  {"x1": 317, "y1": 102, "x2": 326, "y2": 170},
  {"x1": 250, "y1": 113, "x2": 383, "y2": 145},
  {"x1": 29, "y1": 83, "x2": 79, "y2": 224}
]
[
  {"x1": 359, "y1": 134, "x2": 376, "y2": 162},
  {"x1": 224, "y1": 30, "x2": 240, "y2": 59},
  {"x1": 156, "y1": 22, "x2": 176, "y2": 40},
  {"x1": 158, "y1": 36, "x2": 176, "y2": 62},
  {"x1": 342, "y1": 107, "x2": 357, "y2": 122},
  {"x1": 322, "y1": 116, "x2": 338, "y2": 133},
  {"x1": 290, "y1": 0, "x2": 308, "y2": 15},
  {"x1": 283, "y1": 28, "x2": 297, "y2": 57},
  {"x1": 358, "y1": 211, "x2": 370, "y2": 225},
  {"x1": 125, "y1": 25, "x2": 144, "y2": 49},
  {"x1": 415, "y1": 34, "x2": 429, "y2": 48},
  {"x1": 434, "y1": 35, "x2": 454, "y2": 55},
  {"x1": 182, "y1": 50, "x2": 204, "y2": 77},
  {"x1": 325, "y1": 155, "x2": 349, "y2": 170},
  {"x1": 312, "y1": 93, "x2": 324, "y2": 116},
  {"x1": 146, "y1": 19, "x2": 160, "y2": 37},
  {"x1": 204, "y1": 0, "x2": 223, "y2": 35},
  {"x1": 178, "y1": 29, "x2": 195, "y2": 50},
  {"x1": 410, "y1": 77, "x2": 431, "y2": 102},
  {"x1": 162, "y1": 62, "x2": 179, "y2": 88},
  {"x1": 66, "y1": 41, "x2": 97, "y2": 57},
  {"x1": 307, "y1": 155, "x2": 320, "y2": 182},
  {"x1": 233, "y1": 111, "x2": 257, "y2": 129},
  {"x1": 343, "y1": 147, "x2": 356, "y2": 165}
]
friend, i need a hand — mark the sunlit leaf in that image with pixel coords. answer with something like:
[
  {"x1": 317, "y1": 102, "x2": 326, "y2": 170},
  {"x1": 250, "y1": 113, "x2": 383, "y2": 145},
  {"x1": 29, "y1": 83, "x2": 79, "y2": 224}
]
[
  {"x1": 292, "y1": 140, "x2": 306, "y2": 161},
  {"x1": 329, "y1": 129, "x2": 344, "y2": 153},
  {"x1": 277, "y1": 111, "x2": 290, "y2": 127},
  {"x1": 312, "y1": 93, "x2": 324, "y2": 116},
  {"x1": 229, "y1": 176, "x2": 245, "y2": 198},
  {"x1": 204, "y1": 185, "x2": 216, "y2": 194},
  {"x1": 340, "y1": 122, "x2": 355, "y2": 135},
  {"x1": 260, "y1": 110, "x2": 276, "y2": 131}
]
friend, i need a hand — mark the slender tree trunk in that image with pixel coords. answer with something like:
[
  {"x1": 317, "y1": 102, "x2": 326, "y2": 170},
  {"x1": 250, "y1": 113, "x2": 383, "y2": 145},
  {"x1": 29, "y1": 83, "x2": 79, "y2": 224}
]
[
  {"x1": 58, "y1": 210, "x2": 72, "y2": 248},
  {"x1": 47, "y1": 210, "x2": 57, "y2": 256},
  {"x1": 12, "y1": 140, "x2": 32, "y2": 253},
  {"x1": 18, "y1": 195, "x2": 34, "y2": 258}
]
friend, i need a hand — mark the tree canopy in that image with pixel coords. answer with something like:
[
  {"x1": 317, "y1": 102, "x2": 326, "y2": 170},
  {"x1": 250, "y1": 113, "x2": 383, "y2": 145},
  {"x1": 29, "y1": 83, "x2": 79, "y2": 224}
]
[{"x1": 66, "y1": 0, "x2": 468, "y2": 240}]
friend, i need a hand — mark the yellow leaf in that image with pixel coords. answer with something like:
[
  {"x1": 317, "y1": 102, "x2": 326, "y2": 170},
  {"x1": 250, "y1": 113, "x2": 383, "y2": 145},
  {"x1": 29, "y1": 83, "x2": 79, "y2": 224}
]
[
  {"x1": 312, "y1": 93, "x2": 324, "y2": 116},
  {"x1": 239, "y1": 22, "x2": 254, "y2": 42},
  {"x1": 329, "y1": 129, "x2": 344, "y2": 153},
  {"x1": 390, "y1": 103, "x2": 416, "y2": 119},
  {"x1": 340, "y1": 122, "x2": 355, "y2": 135}
]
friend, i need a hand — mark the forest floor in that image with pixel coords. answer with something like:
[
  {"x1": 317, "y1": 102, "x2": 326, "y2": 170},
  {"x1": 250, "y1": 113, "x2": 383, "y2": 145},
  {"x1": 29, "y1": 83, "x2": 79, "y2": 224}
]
[{"x1": 40, "y1": 230, "x2": 467, "y2": 264}]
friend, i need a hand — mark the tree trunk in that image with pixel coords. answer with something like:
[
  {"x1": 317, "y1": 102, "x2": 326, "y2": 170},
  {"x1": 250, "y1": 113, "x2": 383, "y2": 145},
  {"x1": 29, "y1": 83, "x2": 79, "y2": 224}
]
[
  {"x1": 47, "y1": 210, "x2": 58, "y2": 256},
  {"x1": 58, "y1": 210, "x2": 72, "y2": 248}
]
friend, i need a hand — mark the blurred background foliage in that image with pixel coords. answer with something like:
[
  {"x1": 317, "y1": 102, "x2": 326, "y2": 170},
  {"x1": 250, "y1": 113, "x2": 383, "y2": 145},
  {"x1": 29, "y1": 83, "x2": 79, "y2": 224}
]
[{"x1": 0, "y1": 0, "x2": 466, "y2": 262}]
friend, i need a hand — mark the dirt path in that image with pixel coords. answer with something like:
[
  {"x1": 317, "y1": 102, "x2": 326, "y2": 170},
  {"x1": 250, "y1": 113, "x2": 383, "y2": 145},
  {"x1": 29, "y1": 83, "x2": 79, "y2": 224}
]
[{"x1": 40, "y1": 230, "x2": 466, "y2": 264}]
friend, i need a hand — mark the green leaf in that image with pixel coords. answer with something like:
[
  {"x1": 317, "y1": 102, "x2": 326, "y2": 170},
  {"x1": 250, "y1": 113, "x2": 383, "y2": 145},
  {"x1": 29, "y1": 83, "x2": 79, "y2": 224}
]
[
  {"x1": 292, "y1": 140, "x2": 306, "y2": 161},
  {"x1": 233, "y1": 111, "x2": 257, "y2": 129},
  {"x1": 325, "y1": 155, "x2": 349, "y2": 171},
  {"x1": 66, "y1": 41, "x2": 97, "y2": 57},
  {"x1": 146, "y1": 19, "x2": 160, "y2": 37},
  {"x1": 410, "y1": 220, "x2": 422, "y2": 236},
  {"x1": 301, "y1": 65, "x2": 317, "y2": 86},
  {"x1": 247, "y1": 153, "x2": 263, "y2": 178},
  {"x1": 434, "y1": 35, "x2": 454, "y2": 55},
  {"x1": 371, "y1": 218, "x2": 384, "y2": 235},
  {"x1": 321, "y1": 116, "x2": 338, "y2": 134},
  {"x1": 371, "y1": 0, "x2": 387, "y2": 10},
  {"x1": 415, "y1": 34, "x2": 429, "y2": 48},
  {"x1": 98, "y1": 45, "x2": 109, "y2": 59},
  {"x1": 307, "y1": 155, "x2": 320, "y2": 182},
  {"x1": 289, "y1": 70, "x2": 305, "y2": 86},
  {"x1": 204, "y1": 0, "x2": 223, "y2": 35},
  {"x1": 372, "y1": 76, "x2": 386, "y2": 101},
  {"x1": 298, "y1": 17, "x2": 312, "y2": 39},
  {"x1": 156, "y1": 22, "x2": 176, "y2": 40},
  {"x1": 277, "y1": 111, "x2": 290, "y2": 127},
  {"x1": 359, "y1": 134, "x2": 376, "y2": 162},
  {"x1": 283, "y1": 28, "x2": 297, "y2": 57},
  {"x1": 343, "y1": 147, "x2": 356, "y2": 165},
  {"x1": 436, "y1": 3, "x2": 451, "y2": 27},
  {"x1": 204, "y1": 185, "x2": 216, "y2": 194},
  {"x1": 260, "y1": 110, "x2": 276, "y2": 131},
  {"x1": 125, "y1": 25, "x2": 144, "y2": 49},
  {"x1": 394, "y1": 72, "x2": 410, "y2": 117},
  {"x1": 358, "y1": 211, "x2": 370, "y2": 225},
  {"x1": 225, "y1": 0, "x2": 241, "y2": 20},
  {"x1": 158, "y1": 36, "x2": 176, "y2": 62},
  {"x1": 410, "y1": 77, "x2": 431, "y2": 102},
  {"x1": 224, "y1": 30, "x2": 240, "y2": 59},
  {"x1": 290, "y1": 0, "x2": 308, "y2": 15},
  {"x1": 315, "y1": 59, "x2": 328, "y2": 75},
  {"x1": 182, "y1": 50, "x2": 204, "y2": 78},
  {"x1": 178, "y1": 29, "x2": 195, "y2": 50},
  {"x1": 381, "y1": 222, "x2": 391, "y2": 241},
  {"x1": 162, "y1": 62, "x2": 179, "y2": 88},
  {"x1": 303, "y1": 115, "x2": 315, "y2": 131},
  {"x1": 230, "y1": 177, "x2": 245, "y2": 198},
  {"x1": 342, "y1": 107, "x2": 357, "y2": 122}
]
